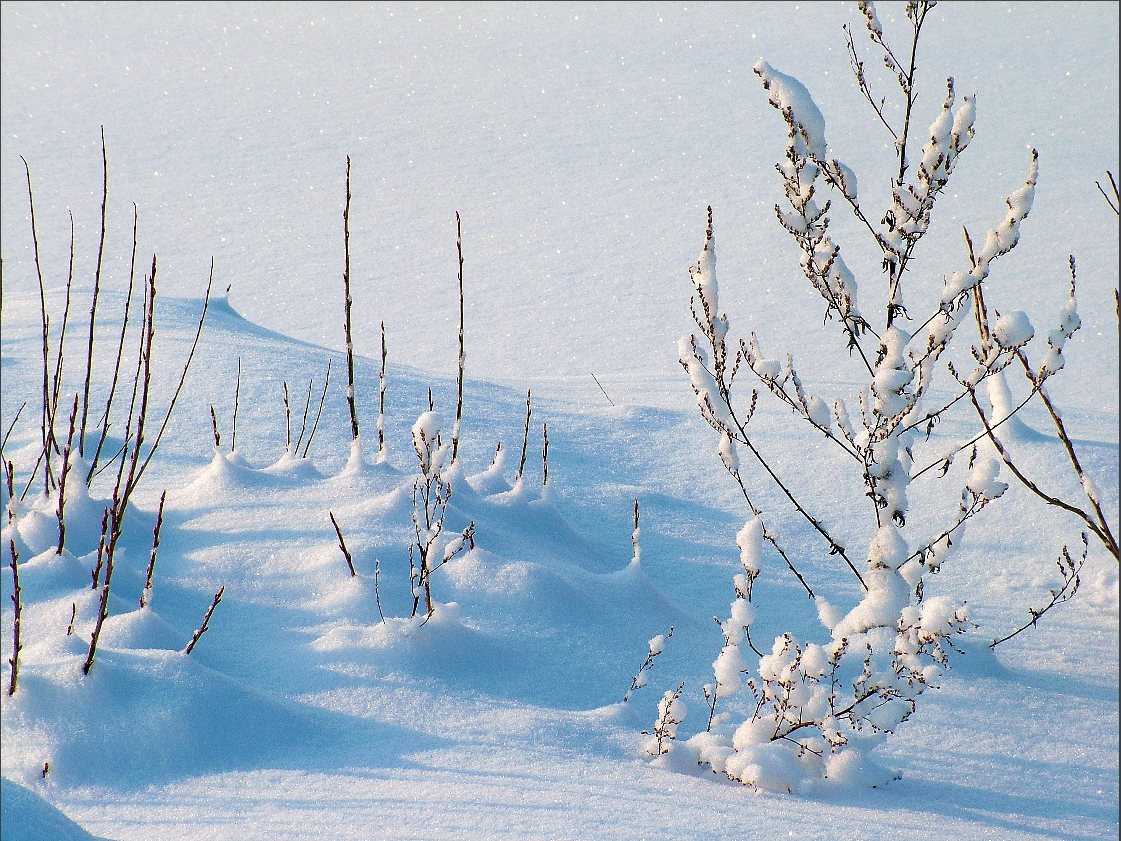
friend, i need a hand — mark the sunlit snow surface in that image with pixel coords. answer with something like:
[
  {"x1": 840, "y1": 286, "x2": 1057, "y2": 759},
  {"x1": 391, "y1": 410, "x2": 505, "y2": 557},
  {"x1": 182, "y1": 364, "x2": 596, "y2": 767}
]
[{"x1": 1, "y1": 2, "x2": 1117, "y2": 839}]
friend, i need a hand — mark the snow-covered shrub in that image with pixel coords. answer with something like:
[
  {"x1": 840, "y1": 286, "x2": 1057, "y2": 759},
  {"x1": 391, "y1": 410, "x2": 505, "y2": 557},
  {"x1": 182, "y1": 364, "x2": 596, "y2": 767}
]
[
  {"x1": 644, "y1": 681, "x2": 687, "y2": 757},
  {"x1": 674, "y1": 1, "x2": 1097, "y2": 791},
  {"x1": 409, "y1": 410, "x2": 473, "y2": 617}
]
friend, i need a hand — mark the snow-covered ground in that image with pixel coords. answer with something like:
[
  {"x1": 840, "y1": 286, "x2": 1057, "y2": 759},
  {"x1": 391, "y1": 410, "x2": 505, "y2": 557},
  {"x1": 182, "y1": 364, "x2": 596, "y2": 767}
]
[{"x1": 2, "y1": 3, "x2": 1117, "y2": 839}]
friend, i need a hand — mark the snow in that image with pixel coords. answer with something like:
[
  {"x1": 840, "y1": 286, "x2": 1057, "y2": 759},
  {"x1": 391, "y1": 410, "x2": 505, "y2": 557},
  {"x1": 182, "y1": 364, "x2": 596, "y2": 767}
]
[{"x1": 2, "y1": 2, "x2": 1119, "y2": 840}]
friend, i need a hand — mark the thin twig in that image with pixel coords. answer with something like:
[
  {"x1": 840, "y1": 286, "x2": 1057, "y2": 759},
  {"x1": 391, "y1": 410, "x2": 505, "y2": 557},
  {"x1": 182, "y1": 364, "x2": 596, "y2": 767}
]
[
  {"x1": 283, "y1": 381, "x2": 291, "y2": 452},
  {"x1": 7, "y1": 538, "x2": 21, "y2": 696},
  {"x1": 374, "y1": 558, "x2": 385, "y2": 623},
  {"x1": 55, "y1": 394, "x2": 79, "y2": 555},
  {"x1": 90, "y1": 506, "x2": 109, "y2": 590},
  {"x1": 2, "y1": 403, "x2": 26, "y2": 454},
  {"x1": 232, "y1": 356, "x2": 241, "y2": 453},
  {"x1": 452, "y1": 211, "x2": 466, "y2": 463},
  {"x1": 967, "y1": 387, "x2": 1115, "y2": 555},
  {"x1": 22, "y1": 156, "x2": 56, "y2": 492},
  {"x1": 1013, "y1": 348, "x2": 1118, "y2": 560},
  {"x1": 79, "y1": 127, "x2": 109, "y2": 455},
  {"x1": 83, "y1": 496, "x2": 118, "y2": 674},
  {"x1": 88, "y1": 203, "x2": 140, "y2": 485},
  {"x1": 516, "y1": 389, "x2": 531, "y2": 483},
  {"x1": 1095, "y1": 170, "x2": 1119, "y2": 215},
  {"x1": 329, "y1": 511, "x2": 357, "y2": 577},
  {"x1": 342, "y1": 155, "x2": 359, "y2": 442},
  {"x1": 184, "y1": 586, "x2": 224, "y2": 654},
  {"x1": 542, "y1": 422, "x2": 549, "y2": 486},
  {"x1": 378, "y1": 323, "x2": 387, "y2": 459},
  {"x1": 991, "y1": 534, "x2": 1087, "y2": 647},
  {"x1": 303, "y1": 359, "x2": 332, "y2": 459},
  {"x1": 134, "y1": 261, "x2": 214, "y2": 487},
  {"x1": 50, "y1": 213, "x2": 76, "y2": 446},
  {"x1": 294, "y1": 377, "x2": 314, "y2": 455},
  {"x1": 591, "y1": 373, "x2": 614, "y2": 406},
  {"x1": 139, "y1": 490, "x2": 166, "y2": 609}
]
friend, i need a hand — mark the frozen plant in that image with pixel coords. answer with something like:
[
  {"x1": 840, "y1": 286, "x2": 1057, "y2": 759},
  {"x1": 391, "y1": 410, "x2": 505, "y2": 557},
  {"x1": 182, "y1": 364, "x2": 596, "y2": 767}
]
[
  {"x1": 623, "y1": 623, "x2": 674, "y2": 702},
  {"x1": 674, "y1": 1, "x2": 1092, "y2": 791},
  {"x1": 5, "y1": 138, "x2": 213, "y2": 675},
  {"x1": 990, "y1": 533, "x2": 1087, "y2": 647},
  {"x1": 409, "y1": 409, "x2": 474, "y2": 618},
  {"x1": 644, "y1": 681, "x2": 687, "y2": 757},
  {"x1": 964, "y1": 258, "x2": 1117, "y2": 567}
]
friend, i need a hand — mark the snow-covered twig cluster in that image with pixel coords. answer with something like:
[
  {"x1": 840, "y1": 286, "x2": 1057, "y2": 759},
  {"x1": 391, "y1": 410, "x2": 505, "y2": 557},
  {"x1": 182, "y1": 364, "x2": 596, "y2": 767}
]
[
  {"x1": 623, "y1": 624, "x2": 673, "y2": 703},
  {"x1": 409, "y1": 410, "x2": 474, "y2": 618},
  {"x1": 672, "y1": 1, "x2": 1106, "y2": 792},
  {"x1": 644, "y1": 681, "x2": 686, "y2": 757}
]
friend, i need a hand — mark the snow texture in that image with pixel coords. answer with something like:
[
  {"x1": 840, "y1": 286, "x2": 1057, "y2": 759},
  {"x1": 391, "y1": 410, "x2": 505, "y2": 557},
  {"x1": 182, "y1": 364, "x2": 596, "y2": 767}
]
[{"x1": 0, "y1": 3, "x2": 1117, "y2": 840}]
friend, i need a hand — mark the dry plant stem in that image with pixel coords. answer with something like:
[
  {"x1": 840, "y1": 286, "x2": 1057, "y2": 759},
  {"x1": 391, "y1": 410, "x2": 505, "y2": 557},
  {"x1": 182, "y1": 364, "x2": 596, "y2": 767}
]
[
  {"x1": 121, "y1": 260, "x2": 158, "y2": 501},
  {"x1": 591, "y1": 372, "x2": 614, "y2": 406},
  {"x1": 991, "y1": 534, "x2": 1087, "y2": 646},
  {"x1": 90, "y1": 507, "x2": 109, "y2": 589},
  {"x1": 725, "y1": 395, "x2": 856, "y2": 591},
  {"x1": 108, "y1": 258, "x2": 156, "y2": 496},
  {"x1": 452, "y1": 211, "x2": 466, "y2": 463},
  {"x1": 902, "y1": 494, "x2": 988, "y2": 568},
  {"x1": 329, "y1": 512, "x2": 357, "y2": 577},
  {"x1": 134, "y1": 261, "x2": 213, "y2": 487},
  {"x1": 66, "y1": 603, "x2": 76, "y2": 636},
  {"x1": 83, "y1": 497, "x2": 118, "y2": 674},
  {"x1": 283, "y1": 382, "x2": 291, "y2": 451},
  {"x1": 55, "y1": 394, "x2": 79, "y2": 554},
  {"x1": 88, "y1": 204, "x2": 140, "y2": 485},
  {"x1": 516, "y1": 389, "x2": 532, "y2": 483},
  {"x1": 837, "y1": 3, "x2": 933, "y2": 334},
  {"x1": 623, "y1": 623, "x2": 674, "y2": 702},
  {"x1": 378, "y1": 322, "x2": 387, "y2": 457},
  {"x1": 19, "y1": 451, "x2": 46, "y2": 502},
  {"x1": 8, "y1": 539, "x2": 21, "y2": 696},
  {"x1": 4, "y1": 462, "x2": 14, "y2": 524},
  {"x1": 843, "y1": 23, "x2": 897, "y2": 139},
  {"x1": 294, "y1": 378, "x2": 313, "y2": 454},
  {"x1": 892, "y1": 3, "x2": 932, "y2": 190},
  {"x1": 232, "y1": 357, "x2": 241, "y2": 452},
  {"x1": 85, "y1": 259, "x2": 166, "y2": 674},
  {"x1": 686, "y1": 216, "x2": 863, "y2": 590},
  {"x1": 184, "y1": 586, "x2": 224, "y2": 655},
  {"x1": 210, "y1": 406, "x2": 221, "y2": 449},
  {"x1": 966, "y1": 387, "x2": 1116, "y2": 558},
  {"x1": 2, "y1": 403, "x2": 26, "y2": 455},
  {"x1": 79, "y1": 127, "x2": 110, "y2": 455},
  {"x1": 342, "y1": 155, "x2": 359, "y2": 442},
  {"x1": 910, "y1": 381, "x2": 1041, "y2": 482},
  {"x1": 303, "y1": 359, "x2": 331, "y2": 458},
  {"x1": 733, "y1": 472, "x2": 815, "y2": 596},
  {"x1": 139, "y1": 490, "x2": 166, "y2": 608},
  {"x1": 22, "y1": 156, "x2": 56, "y2": 491},
  {"x1": 1013, "y1": 349, "x2": 1119, "y2": 559},
  {"x1": 374, "y1": 558, "x2": 385, "y2": 623},
  {"x1": 542, "y1": 422, "x2": 549, "y2": 486},
  {"x1": 50, "y1": 214, "x2": 76, "y2": 442},
  {"x1": 1096, "y1": 170, "x2": 1119, "y2": 214}
]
